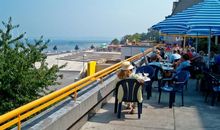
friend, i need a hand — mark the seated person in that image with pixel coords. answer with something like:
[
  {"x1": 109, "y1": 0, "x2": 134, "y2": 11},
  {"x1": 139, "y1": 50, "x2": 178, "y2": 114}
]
[
  {"x1": 159, "y1": 47, "x2": 166, "y2": 59},
  {"x1": 156, "y1": 50, "x2": 163, "y2": 61},
  {"x1": 148, "y1": 54, "x2": 161, "y2": 67},
  {"x1": 170, "y1": 50, "x2": 181, "y2": 63},
  {"x1": 149, "y1": 49, "x2": 162, "y2": 62},
  {"x1": 191, "y1": 47, "x2": 198, "y2": 57},
  {"x1": 211, "y1": 54, "x2": 220, "y2": 74},
  {"x1": 176, "y1": 54, "x2": 191, "y2": 72},
  {"x1": 186, "y1": 49, "x2": 193, "y2": 60},
  {"x1": 117, "y1": 61, "x2": 144, "y2": 114}
]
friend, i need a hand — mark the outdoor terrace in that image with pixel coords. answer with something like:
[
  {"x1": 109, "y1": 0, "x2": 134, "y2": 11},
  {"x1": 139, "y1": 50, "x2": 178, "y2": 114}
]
[
  {"x1": 0, "y1": 44, "x2": 220, "y2": 130},
  {"x1": 80, "y1": 79, "x2": 220, "y2": 130}
]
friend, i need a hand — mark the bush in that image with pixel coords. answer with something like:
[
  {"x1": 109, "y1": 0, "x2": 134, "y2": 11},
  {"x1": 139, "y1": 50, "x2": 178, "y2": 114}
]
[{"x1": 0, "y1": 18, "x2": 63, "y2": 114}]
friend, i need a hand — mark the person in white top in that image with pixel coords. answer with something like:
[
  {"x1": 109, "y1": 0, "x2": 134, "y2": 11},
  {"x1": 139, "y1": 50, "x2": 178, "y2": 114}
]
[{"x1": 170, "y1": 50, "x2": 181, "y2": 63}]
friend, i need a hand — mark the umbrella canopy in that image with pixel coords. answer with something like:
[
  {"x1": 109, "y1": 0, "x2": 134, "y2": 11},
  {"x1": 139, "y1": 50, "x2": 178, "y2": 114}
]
[
  {"x1": 152, "y1": 0, "x2": 220, "y2": 67},
  {"x1": 153, "y1": 0, "x2": 220, "y2": 35}
]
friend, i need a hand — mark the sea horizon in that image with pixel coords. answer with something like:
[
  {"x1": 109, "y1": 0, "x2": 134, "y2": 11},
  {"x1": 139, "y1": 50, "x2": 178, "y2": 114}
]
[{"x1": 45, "y1": 39, "x2": 111, "y2": 53}]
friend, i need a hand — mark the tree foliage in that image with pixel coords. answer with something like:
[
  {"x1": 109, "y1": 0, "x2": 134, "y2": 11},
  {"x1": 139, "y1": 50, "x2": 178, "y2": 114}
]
[
  {"x1": 0, "y1": 18, "x2": 62, "y2": 114},
  {"x1": 146, "y1": 29, "x2": 160, "y2": 42},
  {"x1": 120, "y1": 33, "x2": 142, "y2": 44},
  {"x1": 197, "y1": 38, "x2": 219, "y2": 53},
  {"x1": 90, "y1": 44, "x2": 95, "y2": 49},
  {"x1": 75, "y1": 44, "x2": 79, "y2": 51},
  {"x1": 110, "y1": 38, "x2": 119, "y2": 45},
  {"x1": 119, "y1": 30, "x2": 160, "y2": 45},
  {"x1": 53, "y1": 45, "x2": 57, "y2": 51}
]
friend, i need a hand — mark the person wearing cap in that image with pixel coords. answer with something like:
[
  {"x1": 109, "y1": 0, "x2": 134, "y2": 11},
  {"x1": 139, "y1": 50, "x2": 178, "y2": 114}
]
[{"x1": 117, "y1": 61, "x2": 145, "y2": 114}]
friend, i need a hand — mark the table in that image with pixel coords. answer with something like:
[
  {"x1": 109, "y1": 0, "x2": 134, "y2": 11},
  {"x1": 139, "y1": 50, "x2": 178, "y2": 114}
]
[{"x1": 160, "y1": 62, "x2": 174, "y2": 71}]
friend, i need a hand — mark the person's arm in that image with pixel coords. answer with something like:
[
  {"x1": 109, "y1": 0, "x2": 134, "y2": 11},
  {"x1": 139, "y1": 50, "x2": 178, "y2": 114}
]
[{"x1": 130, "y1": 73, "x2": 145, "y2": 83}]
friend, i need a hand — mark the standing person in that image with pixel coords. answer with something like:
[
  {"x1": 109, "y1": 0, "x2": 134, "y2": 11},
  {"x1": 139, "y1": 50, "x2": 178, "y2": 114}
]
[{"x1": 117, "y1": 61, "x2": 145, "y2": 114}]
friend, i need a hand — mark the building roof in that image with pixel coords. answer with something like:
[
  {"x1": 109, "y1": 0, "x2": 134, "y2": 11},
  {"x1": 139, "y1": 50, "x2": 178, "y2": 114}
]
[{"x1": 172, "y1": 0, "x2": 203, "y2": 15}]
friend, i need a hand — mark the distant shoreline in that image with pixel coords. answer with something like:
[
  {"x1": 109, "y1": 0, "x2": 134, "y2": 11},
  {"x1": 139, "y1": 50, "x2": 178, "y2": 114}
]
[{"x1": 45, "y1": 40, "x2": 110, "y2": 53}]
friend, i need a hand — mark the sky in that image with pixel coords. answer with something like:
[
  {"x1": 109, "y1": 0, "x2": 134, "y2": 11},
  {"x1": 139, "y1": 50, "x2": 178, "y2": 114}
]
[{"x1": 0, "y1": 0, "x2": 174, "y2": 40}]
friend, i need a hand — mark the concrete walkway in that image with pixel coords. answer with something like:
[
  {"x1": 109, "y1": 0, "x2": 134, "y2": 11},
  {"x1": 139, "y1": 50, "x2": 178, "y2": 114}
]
[{"x1": 80, "y1": 79, "x2": 220, "y2": 130}]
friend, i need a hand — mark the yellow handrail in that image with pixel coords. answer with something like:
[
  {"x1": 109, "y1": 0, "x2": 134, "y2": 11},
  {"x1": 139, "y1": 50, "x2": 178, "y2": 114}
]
[{"x1": 0, "y1": 44, "x2": 161, "y2": 129}]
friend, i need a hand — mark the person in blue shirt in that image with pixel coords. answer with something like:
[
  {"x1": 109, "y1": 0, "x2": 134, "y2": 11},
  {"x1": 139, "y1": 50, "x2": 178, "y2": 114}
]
[{"x1": 176, "y1": 54, "x2": 191, "y2": 72}]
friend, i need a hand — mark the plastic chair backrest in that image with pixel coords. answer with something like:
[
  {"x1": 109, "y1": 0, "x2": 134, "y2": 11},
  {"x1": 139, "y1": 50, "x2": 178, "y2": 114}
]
[
  {"x1": 116, "y1": 79, "x2": 143, "y2": 103},
  {"x1": 136, "y1": 65, "x2": 154, "y2": 78},
  {"x1": 182, "y1": 65, "x2": 192, "y2": 72},
  {"x1": 149, "y1": 65, "x2": 164, "y2": 81},
  {"x1": 206, "y1": 73, "x2": 219, "y2": 88},
  {"x1": 173, "y1": 71, "x2": 190, "y2": 84}
]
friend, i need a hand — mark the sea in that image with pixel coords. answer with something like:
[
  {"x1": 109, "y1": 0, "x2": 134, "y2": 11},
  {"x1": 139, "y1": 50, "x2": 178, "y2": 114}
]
[{"x1": 45, "y1": 39, "x2": 110, "y2": 53}]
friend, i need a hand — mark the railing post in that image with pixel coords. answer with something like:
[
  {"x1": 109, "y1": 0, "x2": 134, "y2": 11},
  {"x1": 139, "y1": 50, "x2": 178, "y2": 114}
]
[
  {"x1": 18, "y1": 114, "x2": 21, "y2": 130},
  {"x1": 101, "y1": 77, "x2": 103, "y2": 84},
  {"x1": 74, "y1": 91, "x2": 78, "y2": 101}
]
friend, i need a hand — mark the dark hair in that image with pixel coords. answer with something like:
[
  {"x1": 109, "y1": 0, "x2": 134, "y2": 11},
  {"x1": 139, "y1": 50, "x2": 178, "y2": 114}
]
[
  {"x1": 182, "y1": 54, "x2": 189, "y2": 60},
  {"x1": 177, "y1": 50, "x2": 180, "y2": 54}
]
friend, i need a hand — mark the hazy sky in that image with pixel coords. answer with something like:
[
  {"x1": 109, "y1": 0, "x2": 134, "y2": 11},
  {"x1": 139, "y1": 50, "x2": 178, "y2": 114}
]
[{"x1": 0, "y1": 0, "x2": 174, "y2": 40}]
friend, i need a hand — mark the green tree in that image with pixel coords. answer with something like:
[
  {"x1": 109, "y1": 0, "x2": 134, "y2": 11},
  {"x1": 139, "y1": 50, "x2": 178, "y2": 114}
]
[
  {"x1": 120, "y1": 33, "x2": 149, "y2": 45},
  {"x1": 140, "y1": 33, "x2": 148, "y2": 41},
  {"x1": 146, "y1": 29, "x2": 160, "y2": 42},
  {"x1": 120, "y1": 35, "x2": 133, "y2": 44},
  {"x1": 0, "y1": 18, "x2": 62, "y2": 114},
  {"x1": 53, "y1": 45, "x2": 57, "y2": 52},
  {"x1": 111, "y1": 38, "x2": 119, "y2": 45},
  {"x1": 75, "y1": 44, "x2": 79, "y2": 51},
  {"x1": 197, "y1": 38, "x2": 219, "y2": 53},
  {"x1": 90, "y1": 44, "x2": 95, "y2": 49}
]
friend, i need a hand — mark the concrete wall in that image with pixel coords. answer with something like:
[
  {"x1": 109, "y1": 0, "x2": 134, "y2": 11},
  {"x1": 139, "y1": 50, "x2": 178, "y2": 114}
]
[
  {"x1": 18, "y1": 73, "x2": 118, "y2": 130},
  {"x1": 121, "y1": 45, "x2": 152, "y2": 60},
  {"x1": 16, "y1": 56, "x2": 144, "y2": 130},
  {"x1": 96, "y1": 63, "x2": 113, "y2": 72}
]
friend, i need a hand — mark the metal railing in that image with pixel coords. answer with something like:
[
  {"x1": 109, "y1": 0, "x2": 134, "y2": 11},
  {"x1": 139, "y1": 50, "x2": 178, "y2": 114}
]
[{"x1": 0, "y1": 45, "x2": 160, "y2": 130}]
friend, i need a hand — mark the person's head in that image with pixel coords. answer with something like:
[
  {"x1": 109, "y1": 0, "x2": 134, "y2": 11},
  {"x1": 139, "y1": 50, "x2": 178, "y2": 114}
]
[
  {"x1": 182, "y1": 54, "x2": 190, "y2": 61},
  {"x1": 199, "y1": 51, "x2": 205, "y2": 56},
  {"x1": 117, "y1": 61, "x2": 134, "y2": 79},
  {"x1": 173, "y1": 50, "x2": 177, "y2": 54},
  {"x1": 187, "y1": 49, "x2": 191, "y2": 53},
  {"x1": 191, "y1": 47, "x2": 195, "y2": 52},
  {"x1": 150, "y1": 54, "x2": 157, "y2": 62},
  {"x1": 155, "y1": 49, "x2": 160, "y2": 55}
]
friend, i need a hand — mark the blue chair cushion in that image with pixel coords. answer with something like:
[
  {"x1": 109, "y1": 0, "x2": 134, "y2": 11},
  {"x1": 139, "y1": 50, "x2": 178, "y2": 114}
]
[
  {"x1": 161, "y1": 85, "x2": 174, "y2": 92},
  {"x1": 213, "y1": 86, "x2": 220, "y2": 92}
]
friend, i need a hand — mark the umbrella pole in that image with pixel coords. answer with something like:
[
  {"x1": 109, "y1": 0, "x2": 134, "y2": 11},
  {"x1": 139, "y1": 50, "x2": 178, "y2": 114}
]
[
  {"x1": 215, "y1": 36, "x2": 218, "y2": 45},
  {"x1": 183, "y1": 35, "x2": 186, "y2": 50},
  {"x1": 196, "y1": 32, "x2": 198, "y2": 53},
  {"x1": 208, "y1": 28, "x2": 211, "y2": 68}
]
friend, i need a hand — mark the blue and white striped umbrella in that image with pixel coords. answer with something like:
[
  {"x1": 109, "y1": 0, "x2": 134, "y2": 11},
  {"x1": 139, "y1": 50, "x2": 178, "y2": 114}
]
[
  {"x1": 152, "y1": 0, "x2": 220, "y2": 67},
  {"x1": 153, "y1": 0, "x2": 220, "y2": 35}
]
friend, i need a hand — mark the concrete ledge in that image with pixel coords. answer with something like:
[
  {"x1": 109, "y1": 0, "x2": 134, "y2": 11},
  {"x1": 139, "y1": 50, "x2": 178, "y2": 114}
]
[{"x1": 19, "y1": 73, "x2": 117, "y2": 130}]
